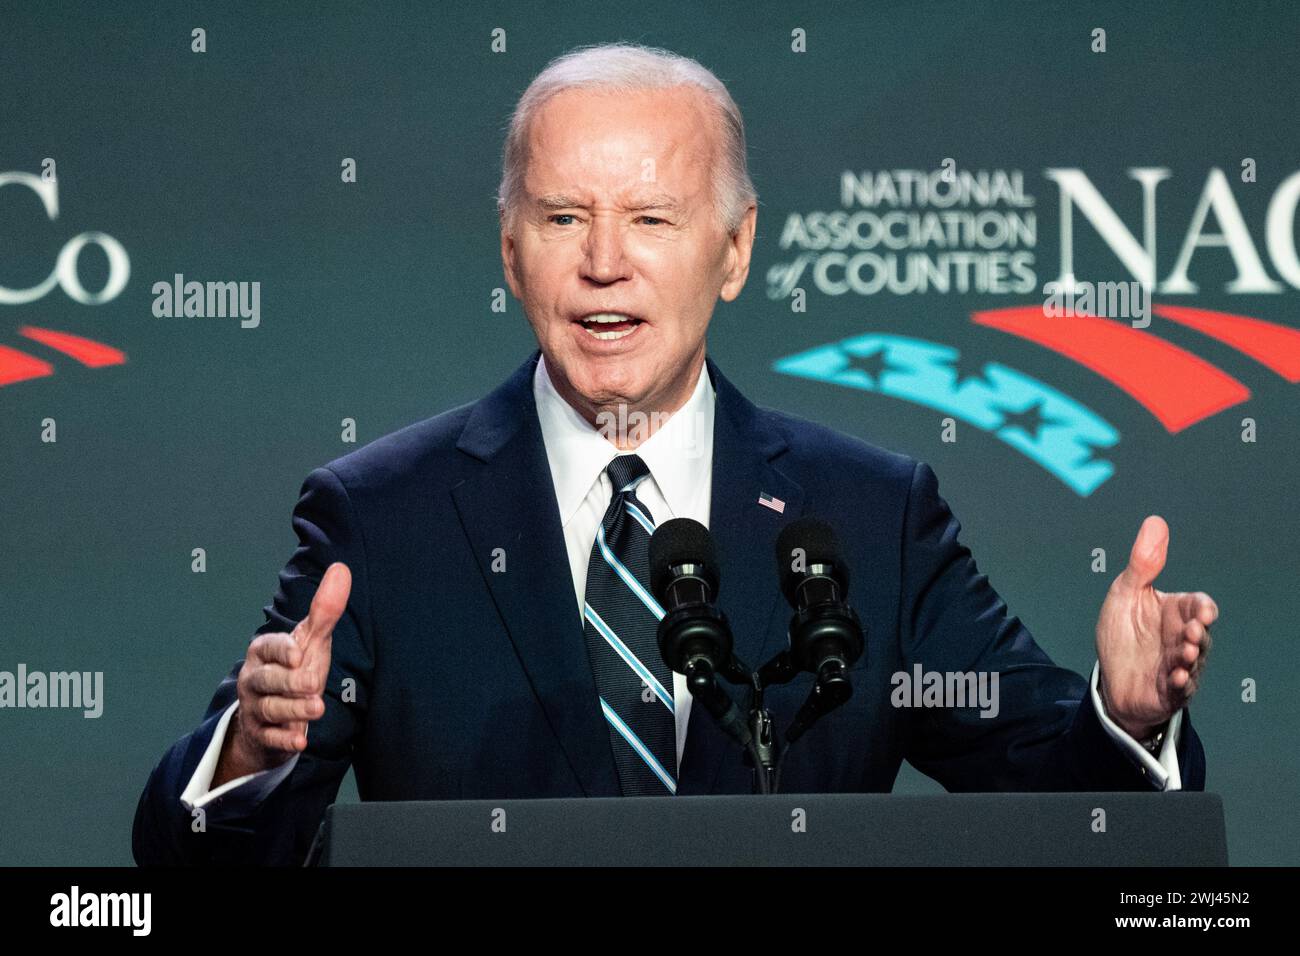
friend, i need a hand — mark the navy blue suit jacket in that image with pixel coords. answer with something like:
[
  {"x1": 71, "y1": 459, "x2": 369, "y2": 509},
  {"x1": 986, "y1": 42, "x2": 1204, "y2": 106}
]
[{"x1": 132, "y1": 349, "x2": 1204, "y2": 865}]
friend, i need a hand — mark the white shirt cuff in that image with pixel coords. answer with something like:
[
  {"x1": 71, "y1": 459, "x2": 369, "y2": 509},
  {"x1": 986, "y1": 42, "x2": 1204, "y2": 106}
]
[
  {"x1": 1090, "y1": 660, "x2": 1183, "y2": 791},
  {"x1": 180, "y1": 701, "x2": 299, "y2": 816}
]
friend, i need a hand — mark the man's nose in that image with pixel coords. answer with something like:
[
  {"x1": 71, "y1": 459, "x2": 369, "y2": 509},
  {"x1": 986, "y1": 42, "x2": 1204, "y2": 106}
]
[{"x1": 580, "y1": 215, "x2": 632, "y2": 284}]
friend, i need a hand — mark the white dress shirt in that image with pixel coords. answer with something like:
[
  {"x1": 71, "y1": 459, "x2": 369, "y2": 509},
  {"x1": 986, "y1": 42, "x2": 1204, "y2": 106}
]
[
  {"x1": 179, "y1": 354, "x2": 1181, "y2": 817},
  {"x1": 533, "y1": 352, "x2": 715, "y2": 771}
]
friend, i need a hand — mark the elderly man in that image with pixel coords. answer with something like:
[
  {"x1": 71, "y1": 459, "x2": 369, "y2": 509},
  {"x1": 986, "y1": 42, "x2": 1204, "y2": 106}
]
[{"x1": 132, "y1": 43, "x2": 1216, "y2": 866}]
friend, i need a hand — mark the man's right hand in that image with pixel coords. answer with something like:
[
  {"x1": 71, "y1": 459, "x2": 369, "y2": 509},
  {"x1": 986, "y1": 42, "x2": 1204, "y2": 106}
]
[{"x1": 212, "y1": 562, "x2": 352, "y2": 787}]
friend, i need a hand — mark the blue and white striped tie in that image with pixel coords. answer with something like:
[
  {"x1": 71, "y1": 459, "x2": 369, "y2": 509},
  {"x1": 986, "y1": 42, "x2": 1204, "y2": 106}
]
[{"x1": 582, "y1": 454, "x2": 677, "y2": 796}]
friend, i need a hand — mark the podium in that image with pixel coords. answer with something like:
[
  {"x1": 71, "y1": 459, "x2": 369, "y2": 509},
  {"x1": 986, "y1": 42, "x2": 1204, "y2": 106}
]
[{"x1": 308, "y1": 792, "x2": 1227, "y2": 866}]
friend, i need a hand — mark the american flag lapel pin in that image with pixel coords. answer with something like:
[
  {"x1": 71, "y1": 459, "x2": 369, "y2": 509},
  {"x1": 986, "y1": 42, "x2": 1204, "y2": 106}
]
[{"x1": 757, "y1": 491, "x2": 786, "y2": 514}]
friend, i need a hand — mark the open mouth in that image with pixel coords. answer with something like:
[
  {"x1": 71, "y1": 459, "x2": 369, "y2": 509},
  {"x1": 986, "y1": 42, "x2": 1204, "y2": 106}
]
[{"x1": 575, "y1": 313, "x2": 644, "y2": 341}]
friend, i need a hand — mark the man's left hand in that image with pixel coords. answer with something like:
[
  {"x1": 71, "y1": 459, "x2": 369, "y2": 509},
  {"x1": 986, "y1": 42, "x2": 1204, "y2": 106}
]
[{"x1": 1096, "y1": 515, "x2": 1218, "y2": 740}]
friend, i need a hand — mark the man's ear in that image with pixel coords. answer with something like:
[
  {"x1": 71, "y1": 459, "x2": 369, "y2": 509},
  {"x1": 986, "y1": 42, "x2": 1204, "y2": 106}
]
[
  {"x1": 500, "y1": 211, "x2": 522, "y2": 300},
  {"x1": 719, "y1": 204, "x2": 758, "y2": 303}
]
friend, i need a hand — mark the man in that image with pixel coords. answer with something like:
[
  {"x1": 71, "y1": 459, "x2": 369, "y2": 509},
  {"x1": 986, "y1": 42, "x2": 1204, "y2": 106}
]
[{"x1": 132, "y1": 43, "x2": 1217, "y2": 866}]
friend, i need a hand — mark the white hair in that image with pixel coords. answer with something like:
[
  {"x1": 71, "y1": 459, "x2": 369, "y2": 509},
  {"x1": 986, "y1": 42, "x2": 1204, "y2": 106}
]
[{"x1": 497, "y1": 42, "x2": 758, "y2": 235}]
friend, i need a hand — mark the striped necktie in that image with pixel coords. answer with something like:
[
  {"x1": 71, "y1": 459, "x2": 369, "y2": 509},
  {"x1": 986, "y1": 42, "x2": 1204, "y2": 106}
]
[{"x1": 582, "y1": 453, "x2": 677, "y2": 795}]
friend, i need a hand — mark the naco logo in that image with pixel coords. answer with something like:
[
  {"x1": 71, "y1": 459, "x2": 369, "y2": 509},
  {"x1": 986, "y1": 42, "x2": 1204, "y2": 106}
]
[
  {"x1": 0, "y1": 170, "x2": 131, "y2": 388},
  {"x1": 776, "y1": 330, "x2": 1118, "y2": 496},
  {"x1": 775, "y1": 304, "x2": 1300, "y2": 496},
  {"x1": 1046, "y1": 167, "x2": 1300, "y2": 294},
  {"x1": 0, "y1": 170, "x2": 130, "y2": 305},
  {"x1": 771, "y1": 166, "x2": 1300, "y2": 299}
]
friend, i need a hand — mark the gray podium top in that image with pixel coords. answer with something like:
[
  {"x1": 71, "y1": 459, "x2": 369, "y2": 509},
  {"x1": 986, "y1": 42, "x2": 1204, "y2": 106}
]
[{"x1": 312, "y1": 792, "x2": 1227, "y2": 866}]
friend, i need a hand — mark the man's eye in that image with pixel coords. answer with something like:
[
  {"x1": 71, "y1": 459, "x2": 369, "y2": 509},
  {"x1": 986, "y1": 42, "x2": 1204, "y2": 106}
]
[
  {"x1": 548, "y1": 214, "x2": 578, "y2": 226},
  {"x1": 638, "y1": 216, "x2": 666, "y2": 226}
]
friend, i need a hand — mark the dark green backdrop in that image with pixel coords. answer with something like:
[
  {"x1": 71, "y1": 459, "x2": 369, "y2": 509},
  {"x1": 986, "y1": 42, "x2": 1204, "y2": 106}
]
[{"x1": 1, "y1": 0, "x2": 1296, "y2": 865}]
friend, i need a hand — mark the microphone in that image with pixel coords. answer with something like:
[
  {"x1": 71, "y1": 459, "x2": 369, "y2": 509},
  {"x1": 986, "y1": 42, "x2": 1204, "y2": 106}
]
[
  {"x1": 773, "y1": 517, "x2": 865, "y2": 743},
  {"x1": 649, "y1": 519, "x2": 751, "y2": 748}
]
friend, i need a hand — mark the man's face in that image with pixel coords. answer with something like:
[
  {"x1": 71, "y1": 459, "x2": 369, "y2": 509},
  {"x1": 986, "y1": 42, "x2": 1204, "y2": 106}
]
[{"x1": 501, "y1": 85, "x2": 756, "y2": 429}]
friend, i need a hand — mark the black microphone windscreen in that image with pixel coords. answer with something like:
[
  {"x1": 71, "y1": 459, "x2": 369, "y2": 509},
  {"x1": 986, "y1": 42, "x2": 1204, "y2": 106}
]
[
  {"x1": 774, "y1": 517, "x2": 848, "y2": 604},
  {"x1": 649, "y1": 518, "x2": 718, "y2": 601}
]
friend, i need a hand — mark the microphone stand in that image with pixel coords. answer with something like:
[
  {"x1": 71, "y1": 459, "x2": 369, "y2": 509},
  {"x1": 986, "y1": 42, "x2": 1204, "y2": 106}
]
[
  {"x1": 682, "y1": 654, "x2": 772, "y2": 795},
  {"x1": 753, "y1": 650, "x2": 856, "y2": 794},
  {"x1": 745, "y1": 673, "x2": 777, "y2": 796},
  {"x1": 685, "y1": 648, "x2": 848, "y2": 796}
]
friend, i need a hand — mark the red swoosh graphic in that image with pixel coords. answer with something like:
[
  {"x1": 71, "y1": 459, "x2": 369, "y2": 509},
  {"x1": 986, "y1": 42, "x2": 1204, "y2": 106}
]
[
  {"x1": 973, "y1": 306, "x2": 1250, "y2": 433},
  {"x1": 18, "y1": 325, "x2": 127, "y2": 367},
  {"x1": 1152, "y1": 305, "x2": 1300, "y2": 382},
  {"x1": 0, "y1": 345, "x2": 54, "y2": 387}
]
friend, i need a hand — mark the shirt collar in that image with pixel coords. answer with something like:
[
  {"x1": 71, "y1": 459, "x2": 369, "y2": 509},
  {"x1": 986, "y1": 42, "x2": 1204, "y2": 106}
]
[{"x1": 534, "y1": 352, "x2": 715, "y2": 526}]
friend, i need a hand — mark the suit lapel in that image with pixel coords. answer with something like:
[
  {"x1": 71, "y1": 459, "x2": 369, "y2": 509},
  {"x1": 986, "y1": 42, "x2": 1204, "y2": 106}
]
[
  {"x1": 677, "y1": 356, "x2": 805, "y2": 795},
  {"x1": 451, "y1": 349, "x2": 804, "y2": 799},
  {"x1": 451, "y1": 351, "x2": 619, "y2": 797}
]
